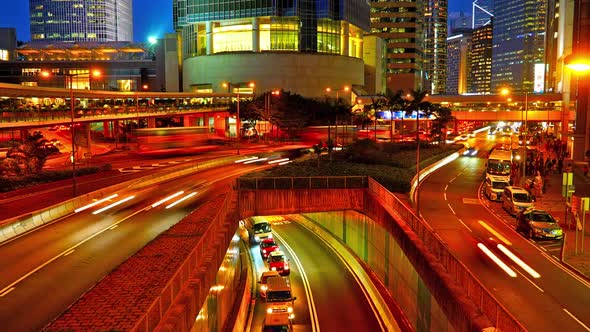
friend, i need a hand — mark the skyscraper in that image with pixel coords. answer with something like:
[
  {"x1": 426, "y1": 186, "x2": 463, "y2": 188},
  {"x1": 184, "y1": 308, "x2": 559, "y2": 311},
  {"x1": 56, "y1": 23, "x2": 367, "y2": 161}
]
[
  {"x1": 446, "y1": 31, "x2": 472, "y2": 95},
  {"x1": 491, "y1": 0, "x2": 546, "y2": 93},
  {"x1": 472, "y1": 0, "x2": 493, "y2": 28},
  {"x1": 369, "y1": 0, "x2": 423, "y2": 93},
  {"x1": 470, "y1": 22, "x2": 493, "y2": 94},
  {"x1": 29, "y1": 0, "x2": 133, "y2": 42},
  {"x1": 422, "y1": 0, "x2": 448, "y2": 95}
]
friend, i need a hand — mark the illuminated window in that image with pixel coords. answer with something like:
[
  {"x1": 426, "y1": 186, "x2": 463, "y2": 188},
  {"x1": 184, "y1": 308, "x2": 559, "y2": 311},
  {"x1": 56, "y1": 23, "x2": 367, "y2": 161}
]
[
  {"x1": 0, "y1": 49, "x2": 8, "y2": 61},
  {"x1": 213, "y1": 24, "x2": 253, "y2": 53}
]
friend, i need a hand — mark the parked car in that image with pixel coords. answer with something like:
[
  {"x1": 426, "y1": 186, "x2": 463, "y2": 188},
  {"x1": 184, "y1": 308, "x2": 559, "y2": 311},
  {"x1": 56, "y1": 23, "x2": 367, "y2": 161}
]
[
  {"x1": 260, "y1": 238, "x2": 279, "y2": 259},
  {"x1": 516, "y1": 209, "x2": 563, "y2": 240},
  {"x1": 267, "y1": 251, "x2": 290, "y2": 276},
  {"x1": 502, "y1": 186, "x2": 534, "y2": 216}
]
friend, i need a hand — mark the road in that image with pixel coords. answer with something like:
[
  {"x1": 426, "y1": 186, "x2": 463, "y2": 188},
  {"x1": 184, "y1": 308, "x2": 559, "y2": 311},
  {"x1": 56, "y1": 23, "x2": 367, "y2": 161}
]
[
  {"x1": 248, "y1": 215, "x2": 385, "y2": 332},
  {"x1": 0, "y1": 162, "x2": 268, "y2": 331},
  {"x1": 417, "y1": 133, "x2": 590, "y2": 332}
]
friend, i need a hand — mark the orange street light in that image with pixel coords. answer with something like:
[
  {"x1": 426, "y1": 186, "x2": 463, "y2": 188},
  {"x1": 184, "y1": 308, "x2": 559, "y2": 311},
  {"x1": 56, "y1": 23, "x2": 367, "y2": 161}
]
[{"x1": 565, "y1": 54, "x2": 590, "y2": 73}]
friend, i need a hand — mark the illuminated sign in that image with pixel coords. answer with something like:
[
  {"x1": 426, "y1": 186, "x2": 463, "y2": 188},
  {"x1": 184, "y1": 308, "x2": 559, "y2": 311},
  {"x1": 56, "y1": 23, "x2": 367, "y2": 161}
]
[{"x1": 534, "y1": 63, "x2": 545, "y2": 93}]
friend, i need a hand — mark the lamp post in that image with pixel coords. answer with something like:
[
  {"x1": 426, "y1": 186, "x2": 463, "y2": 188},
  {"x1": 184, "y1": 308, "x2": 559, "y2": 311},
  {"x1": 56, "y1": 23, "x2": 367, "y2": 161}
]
[
  {"x1": 41, "y1": 69, "x2": 101, "y2": 197},
  {"x1": 265, "y1": 90, "x2": 280, "y2": 143},
  {"x1": 325, "y1": 85, "x2": 350, "y2": 103},
  {"x1": 223, "y1": 82, "x2": 255, "y2": 155}
]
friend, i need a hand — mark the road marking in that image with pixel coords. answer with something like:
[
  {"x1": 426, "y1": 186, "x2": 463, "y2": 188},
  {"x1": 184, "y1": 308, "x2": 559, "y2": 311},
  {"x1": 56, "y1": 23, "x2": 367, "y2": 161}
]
[
  {"x1": 109, "y1": 225, "x2": 118, "y2": 230},
  {"x1": 447, "y1": 203, "x2": 456, "y2": 215},
  {"x1": 63, "y1": 250, "x2": 75, "y2": 257},
  {"x1": 456, "y1": 218, "x2": 473, "y2": 232},
  {"x1": 443, "y1": 192, "x2": 447, "y2": 201},
  {"x1": 516, "y1": 270, "x2": 544, "y2": 292},
  {"x1": 563, "y1": 308, "x2": 590, "y2": 331},
  {"x1": 0, "y1": 207, "x2": 146, "y2": 297}
]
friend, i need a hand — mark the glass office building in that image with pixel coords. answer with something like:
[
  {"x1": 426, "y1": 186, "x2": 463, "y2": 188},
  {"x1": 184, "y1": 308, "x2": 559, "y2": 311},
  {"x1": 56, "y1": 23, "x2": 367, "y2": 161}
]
[
  {"x1": 29, "y1": 0, "x2": 133, "y2": 42},
  {"x1": 491, "y1": 0, "x2": 545, "y2": 93},
  {"x1": 174, "y1": 0, "x2": 371, "y2": 98}
]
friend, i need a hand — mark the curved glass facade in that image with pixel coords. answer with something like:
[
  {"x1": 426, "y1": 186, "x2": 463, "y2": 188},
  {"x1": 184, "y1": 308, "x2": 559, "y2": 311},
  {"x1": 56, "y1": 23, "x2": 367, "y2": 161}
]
[{"x1": 175, "y1": 0, "x2": 370, "y2": 58}]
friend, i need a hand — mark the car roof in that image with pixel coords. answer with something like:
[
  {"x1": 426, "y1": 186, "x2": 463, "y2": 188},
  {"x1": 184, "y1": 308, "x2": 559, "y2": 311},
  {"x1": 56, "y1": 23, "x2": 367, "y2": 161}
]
[
  {"x1": 506, "y1": 186, "x2": 529, "y2": 193},
  {"x1": 261, "y1": 238, "x2": 276, "y2": 244},
  {"x1": 269, "y1": 250, "x2": 285, "y2": 257},
  {"x1": 261, "y1": 270, "x2": 280, "y2": 278},
  {"x1": 524, "y1": 208, "x2": 548, "y2": 215}
]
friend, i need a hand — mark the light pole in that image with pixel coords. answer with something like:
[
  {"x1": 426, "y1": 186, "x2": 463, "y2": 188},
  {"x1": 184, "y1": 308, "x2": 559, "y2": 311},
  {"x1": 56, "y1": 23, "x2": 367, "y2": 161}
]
[
  {"x1": 265, "y1": 90, "x2": 280, "y2": 143},
  {"x1": 41, "y1": 69, "x2": 101, "y2": 197},
  {"x1": 223, "y1": 82, "x2": 255, "y2": 155}
]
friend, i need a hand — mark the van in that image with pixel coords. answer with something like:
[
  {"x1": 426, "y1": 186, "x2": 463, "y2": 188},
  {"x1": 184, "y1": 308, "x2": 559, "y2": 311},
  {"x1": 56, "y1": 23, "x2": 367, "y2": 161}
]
[
  {"x1": 484, "y1": 175, "x2": 510, "y2": 201},
  {"x1": 265, "y1": 276, "x2": 296, "y2": 326},
  {"x1": 248, "y1": 216, "x2": 272, "y2": 244},
  {"x1": 259, "y1": 270, "x2": 281, "y2": 298},
  {"x1": 502, "y1": 186, "x2": 534, "y2": 215}
]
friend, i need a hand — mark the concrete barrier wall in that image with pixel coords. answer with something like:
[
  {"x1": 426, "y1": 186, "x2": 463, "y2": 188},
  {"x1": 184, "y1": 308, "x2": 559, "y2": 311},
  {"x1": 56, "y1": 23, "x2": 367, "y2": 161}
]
[{"x1": 296, "y1": 210, "x2": 455, "y2": 331}]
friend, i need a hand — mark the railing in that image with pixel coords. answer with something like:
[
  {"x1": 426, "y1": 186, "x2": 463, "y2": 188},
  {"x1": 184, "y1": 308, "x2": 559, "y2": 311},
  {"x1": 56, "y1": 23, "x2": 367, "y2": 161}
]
[
  {"x1": 131, "y1": 189, "x2": 236, "y2": 332},
  {"x1": 236, "y1": 176, "x2": 368, "y2": 190},
  {"x1": 0, "y1": 104, "x2": 228, "y2": 125},
  {"x1": 367, "y1": 178, "x2": 526, "y2": 332}
]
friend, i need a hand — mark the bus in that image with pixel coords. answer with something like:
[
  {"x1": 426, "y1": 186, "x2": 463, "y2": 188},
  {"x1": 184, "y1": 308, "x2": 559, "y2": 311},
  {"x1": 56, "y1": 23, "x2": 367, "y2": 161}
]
[
  {"x1": 134, "y1": 126, "x2": 224, "y2": 156},
  {"x1": 486, "y1": 148, "x2": 513, "y2": 182}
]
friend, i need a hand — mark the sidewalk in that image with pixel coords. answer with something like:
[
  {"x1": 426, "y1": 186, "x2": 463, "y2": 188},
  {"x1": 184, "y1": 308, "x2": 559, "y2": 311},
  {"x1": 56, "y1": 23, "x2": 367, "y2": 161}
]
[{"x1": 527, "y1": 157, "x2": 590, "y2": 280}]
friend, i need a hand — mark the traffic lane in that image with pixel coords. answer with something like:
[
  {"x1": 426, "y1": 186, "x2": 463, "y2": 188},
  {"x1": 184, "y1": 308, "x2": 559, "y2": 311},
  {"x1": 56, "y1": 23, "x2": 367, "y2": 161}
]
[
  {"x1": 0, "y1": 168, "x2": 210, "y2": 287},
  {"x1": 276, "y1": 216, "x2": 384, "y2": 332},
  {"x1": 0, "y1": 179, "x2": 234, "y2": 331},
  {"x1": 444, "y1": 158, "x2": 590, "y2": 329},
  {"x1": 478, "y1": 199, "x2": 590, "y2": 329},
  {"x1": 249, "y1": 232, "x2": 313, "y2": 332},
  {"x1": 0, "y1": 161, "x2": 266, "y2": 287},
  {"x1": 420, "y1": 157, "x2": 589, "y2": 331}
]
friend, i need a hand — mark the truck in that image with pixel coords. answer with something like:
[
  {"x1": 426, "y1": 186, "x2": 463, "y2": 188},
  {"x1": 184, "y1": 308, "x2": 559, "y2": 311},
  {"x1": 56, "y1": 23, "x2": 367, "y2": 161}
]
[
  {"x1": 486, "y1": 148, "x2": 513, "y2": 183},
  {"x1": 265, "y1": 276, "x2": 296, "y2": 328}
]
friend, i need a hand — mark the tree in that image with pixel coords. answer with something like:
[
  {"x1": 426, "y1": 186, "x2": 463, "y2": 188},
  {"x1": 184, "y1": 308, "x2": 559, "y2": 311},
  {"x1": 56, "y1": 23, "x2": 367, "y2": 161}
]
[
  {"x1": 6, "y1": 131, "x2": 55, "y2": 175},
  {"x1": 312, "y1": 140, "x2": 324, "y2": 168},
  {"x1": 429, "y1": 104, "x2": 454, "y2": 144}
]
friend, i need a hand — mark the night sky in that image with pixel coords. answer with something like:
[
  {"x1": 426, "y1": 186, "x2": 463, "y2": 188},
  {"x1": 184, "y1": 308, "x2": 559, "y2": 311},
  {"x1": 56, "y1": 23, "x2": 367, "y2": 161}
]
[{"x1": 0, "y1": 0, "x2": 471, "y2": 43}]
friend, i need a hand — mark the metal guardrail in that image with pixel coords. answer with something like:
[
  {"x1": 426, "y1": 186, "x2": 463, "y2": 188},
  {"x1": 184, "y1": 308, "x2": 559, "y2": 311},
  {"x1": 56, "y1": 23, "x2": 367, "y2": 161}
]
[
  {"x1": 236, "y1": 176, "x2": 368, "y2": 190},
  {"x1": 367, "y1": 178, "x2": 526, "y2": 332}
]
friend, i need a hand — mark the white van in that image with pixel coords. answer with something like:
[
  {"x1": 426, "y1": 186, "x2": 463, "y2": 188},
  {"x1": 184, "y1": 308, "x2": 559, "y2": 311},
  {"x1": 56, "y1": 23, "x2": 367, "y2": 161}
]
[
  {"x1": 502, "y1": 186, "x2": 534, "y2": 215},
  {"x1": 484, "y1": 175, "x2": 510, "y2": 201},
  {"x1": 248, "y1": 217, "x2": 272, "y2": 244}
]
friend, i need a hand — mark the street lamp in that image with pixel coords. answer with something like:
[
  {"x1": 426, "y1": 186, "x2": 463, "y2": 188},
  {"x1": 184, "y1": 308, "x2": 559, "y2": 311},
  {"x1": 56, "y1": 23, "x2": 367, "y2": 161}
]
[
  {"x1": 264, "y1": 90, "x2": 280, "y2": 142},
  {"x1": 325, "y1": 85, "x2": 350, "y2": 103},
  {"x1": 565, "y1": 54, "x2": 590, "y2": 161},
  {"x1": 41, "y1": 69, "x2": 102, "y2": 197},
  {"x1": 223, "y1": 82, "x2": 255, "y2": 155}
]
